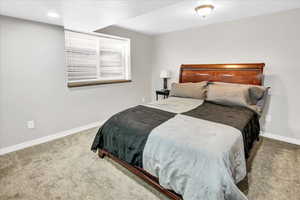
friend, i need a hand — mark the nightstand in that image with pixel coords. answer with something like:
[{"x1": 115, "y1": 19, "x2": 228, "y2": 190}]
[{"x1": 156, "y1": 90, "x2": 170, "y2": 100}]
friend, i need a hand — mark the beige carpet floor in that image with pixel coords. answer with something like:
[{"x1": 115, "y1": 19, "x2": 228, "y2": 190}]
[{"x1": 0, "y1": 127, "x2": 299, "y2": 200}]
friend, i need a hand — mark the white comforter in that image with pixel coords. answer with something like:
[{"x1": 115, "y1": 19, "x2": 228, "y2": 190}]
[{"x1": 143, "y1": 98, "x2": 248, "y2": 200}]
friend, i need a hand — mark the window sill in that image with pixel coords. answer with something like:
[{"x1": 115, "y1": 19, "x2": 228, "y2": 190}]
[{"x1": 68, "y1": 79, "x2": 132, "y2": 88}]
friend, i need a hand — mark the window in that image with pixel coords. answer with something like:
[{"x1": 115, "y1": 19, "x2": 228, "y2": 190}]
[{"x1": 65, "y1": 30, "x2": 131, "y2": 87}]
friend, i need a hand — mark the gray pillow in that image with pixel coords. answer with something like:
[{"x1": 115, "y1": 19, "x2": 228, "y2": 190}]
[
  {"x1": 170, "y1": 81, "x2": 208, "y2": 99},
  {"x1": 206, "y1": 82, "x2": 269, "y2": 115}
]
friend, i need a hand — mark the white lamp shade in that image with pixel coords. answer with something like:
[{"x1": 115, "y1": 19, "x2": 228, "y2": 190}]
[{"x1": 160, "y1": 70, "x2": 171, "y2": 78}]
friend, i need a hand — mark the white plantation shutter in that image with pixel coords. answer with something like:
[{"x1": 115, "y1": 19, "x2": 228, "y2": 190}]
[
  {"x1": 100, "y1": 49, "x2": 124, "y2": 79},
  {"x1": 99, "y1": 37, "x2": 130, "y2": 80},
  {"x1": 65, "y1": 31, "x2": 98, "y2": 82},
  {"x1": 65, "y1": 30, "x2": 131, "y2": 87}
]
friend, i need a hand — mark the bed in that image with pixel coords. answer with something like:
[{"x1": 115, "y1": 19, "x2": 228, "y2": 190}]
[{"x1": 91, "y1": 63, "x2": 265, "y2": 200}]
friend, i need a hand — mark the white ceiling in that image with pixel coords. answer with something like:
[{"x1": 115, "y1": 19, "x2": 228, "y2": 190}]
[
  {"x1": 1, "y1": 0, "x2": 300, "y2": 35},
  {"x1": 0, "y1": 0, "x2": 184, "y2": 32},
  {"x1": 116, "y1": 0, "x2": 300, "y2": 35}
]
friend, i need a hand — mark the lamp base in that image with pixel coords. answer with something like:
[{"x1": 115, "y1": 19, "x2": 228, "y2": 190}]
[{"x1": 163, "y1": 78, "x2": 168, "y2": 90}]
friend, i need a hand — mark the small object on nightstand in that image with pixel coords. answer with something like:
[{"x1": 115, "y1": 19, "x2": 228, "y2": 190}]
[{"x1": 156, "y1": 90, "x2": 170, "y2": 101}]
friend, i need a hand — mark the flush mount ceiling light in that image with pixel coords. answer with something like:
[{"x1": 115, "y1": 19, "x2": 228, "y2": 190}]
[
  {"x1": 195, "y1": 4, "x2": 214, "y2": 18},
  {"x1": 47, "y1": 11, "x2": 60, "y2": 18}
]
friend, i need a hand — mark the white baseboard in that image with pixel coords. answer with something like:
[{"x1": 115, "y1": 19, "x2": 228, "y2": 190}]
[
  {"x1": 260, "y1": 131, "x2": 300, "y2": 146},
  {"x1": 0, "y1": 121, "x2": 104, "y2": 156}
]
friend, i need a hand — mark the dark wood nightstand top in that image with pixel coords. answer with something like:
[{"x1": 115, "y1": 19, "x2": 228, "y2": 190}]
[
  {"x1": 156, "y1": 89, "x2": 170, "y2": 94},
  {"x1": 156, "y1": 90, "x2": 170, "y2": 100}
]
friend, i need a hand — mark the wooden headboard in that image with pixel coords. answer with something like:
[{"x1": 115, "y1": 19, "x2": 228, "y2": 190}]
[{"x1": 179, "y1": 63, "x2": 265, "y2": 86}]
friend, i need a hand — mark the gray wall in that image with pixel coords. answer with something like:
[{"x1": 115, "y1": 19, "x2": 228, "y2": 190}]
[
  {"x1": 151, "y1": 9, "x2": 300, "y2": 140},
  {"x1": 0, "y1": 16, "x2": 153, "y2": 148}
]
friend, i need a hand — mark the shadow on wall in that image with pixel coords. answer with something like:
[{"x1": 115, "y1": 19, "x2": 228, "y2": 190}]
[{"x1": 260, "y1": 74, "x2": 292, "y2": 138}]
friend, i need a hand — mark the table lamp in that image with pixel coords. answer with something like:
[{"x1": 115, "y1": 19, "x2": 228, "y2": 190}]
[{"x1": 160, "y1": 70, "x2": 171, "y2": 90}]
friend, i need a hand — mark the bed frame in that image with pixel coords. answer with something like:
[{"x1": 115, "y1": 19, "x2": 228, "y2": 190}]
[{"x1": 98, "y1": 63, "x2": 265, "y2": 200}]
